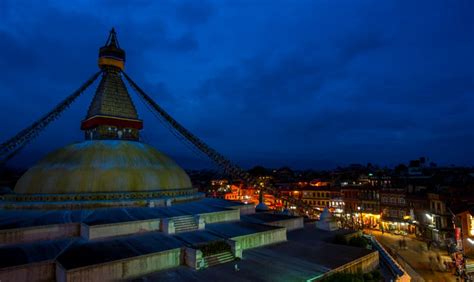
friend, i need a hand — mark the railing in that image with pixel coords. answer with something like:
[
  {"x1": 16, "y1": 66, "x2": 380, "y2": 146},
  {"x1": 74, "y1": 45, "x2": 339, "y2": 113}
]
[{"x1": 365, "y1": 235, "x2": 409, "y2": 281}]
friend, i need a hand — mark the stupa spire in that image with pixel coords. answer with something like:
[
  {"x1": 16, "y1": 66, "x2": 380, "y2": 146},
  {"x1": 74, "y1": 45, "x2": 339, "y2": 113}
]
[
  {"x1": 81, "y1": 29, "x2": 142, "y2": 141},
  {"x1": 98, "y1": 28, "x2": 126, "y2": 70},
  {"x1": 105, "y1": 28, "x2": 120, "y2": 48}
]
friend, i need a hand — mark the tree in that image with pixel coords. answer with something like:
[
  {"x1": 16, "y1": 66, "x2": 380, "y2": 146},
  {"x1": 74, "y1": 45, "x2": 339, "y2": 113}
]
[
  {"x1": 348, "y1": 236, "x2": 369, "y2": 248},
  {"x1": 248, "y1": 166, "x2": 268, "y2": 177},
  {"x1": 394, "y1": 164, "x2": 408, "y2": 175}
]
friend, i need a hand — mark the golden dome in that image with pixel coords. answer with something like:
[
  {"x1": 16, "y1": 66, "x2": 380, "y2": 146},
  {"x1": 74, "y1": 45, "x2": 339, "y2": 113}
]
[{"x1": 14, "y1": 141, "x2": 192, "y2": 194}]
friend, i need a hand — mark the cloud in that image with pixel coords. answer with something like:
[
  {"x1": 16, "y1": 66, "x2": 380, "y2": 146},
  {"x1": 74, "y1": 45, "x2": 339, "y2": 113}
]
[
  {"x1": 0, "y1": 0, "x2": 472, "y2": 169},
  {"x1": 176, "y1": 0, "x2": 215, "y2": 26}
]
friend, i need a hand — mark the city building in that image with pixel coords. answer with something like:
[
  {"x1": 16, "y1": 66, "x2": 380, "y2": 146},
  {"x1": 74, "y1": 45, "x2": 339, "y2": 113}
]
[
  {"x1": 406, "y1": 193, "x2": 429, "y2": 237},
  {"x1": 426, "y1": 192, "x2": 451, "y2": 242},
  {"x1": 358, "y1": 186, "x2": 381, "y2": 229},
  {"x1": 341, "y1": 185, "x2": 361, "y2": 214},
  {"x1": 455, "y1": 207, "x2": 474, "y2": 256},
  {"x1": 302, "y1": 185, "x2": 332, "y2": 210},
  {"x1": 379, "y1": 187, "x2": 413, "y2": 234}
]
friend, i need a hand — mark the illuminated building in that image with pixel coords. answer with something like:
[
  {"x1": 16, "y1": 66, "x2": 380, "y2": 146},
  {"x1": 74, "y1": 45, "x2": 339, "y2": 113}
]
[
  {"x1": 406, "y1": 193, "x2": 429, "y2": 236},
  {"x1": 455, "y1": 208, "x2": 474, "y2": 255},
  {"x1": 302, "y1": 186, "x2": 332, "y2": 210},
  {"x1": 275, "y1": 186, "x2": 303, "y2": 211},
  {"x1": 309, "y1": 179, "x2": 331, "y2": 187},
  {"x1": 358, "y1": 186, "x2": 381, "y2": 229},
  {"x1": 341, "y1": 185, "x2": 361, "y2": 213},
  {"x1": 380, "y1": 187, "x2": 413, "y2": 233},
  {"x1": 425, "y1": 192, "x2": 450, "y2": 242}
]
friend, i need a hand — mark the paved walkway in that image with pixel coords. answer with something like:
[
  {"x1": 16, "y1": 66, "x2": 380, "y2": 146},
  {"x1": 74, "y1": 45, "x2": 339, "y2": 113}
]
[{"x1": 367, "y1": 230, "x2": 456, "y2": 282}]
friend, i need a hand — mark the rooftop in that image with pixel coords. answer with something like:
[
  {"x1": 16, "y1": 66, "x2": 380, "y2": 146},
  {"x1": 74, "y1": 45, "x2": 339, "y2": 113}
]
[
  {"x1": 0, "y1": 238, "x2": 74, "y2": 268},
  {"x1": 241, "y1": 213, "x2": 299, "y2": 224},
  {"x1": 57, "y1": 233, "x2": 183, "y2": 270},
  {"x1": 139, "y1": 226, "x2": 376, "y2": 282},
  {"x1": 0, "y1": 198, "x2": 245, "y2": 229},
  {"x1": 206, "y1": 221, "x2": 283, "y2": 238}
]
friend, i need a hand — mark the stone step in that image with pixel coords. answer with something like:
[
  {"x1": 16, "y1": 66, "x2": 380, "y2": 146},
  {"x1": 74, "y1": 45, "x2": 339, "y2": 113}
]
[
  {"x1": 172, "y1": 216, "x2": 199, "y2": 233},
  {"x1": 202, "y1": 252, "x2": 234, "y2": 268},
  {"x1": 204, "y1": 251, "x2": 234, "y2": 260},
  {"x1": 174, "y1": 221, "x2": 197, "y2": 225},
  {"x1": 174, "y1": 220, "x2": 197, "y2": 225},
  {"x1": 174, "y1": 218, "x2": 196, "y2": 223},
  {"x1": 174, "y1": 221, "x2": 197, "y2": 226},
  {"x1": 174, "y1": 220, "x2": 196, "y2": 224},
  {"x1": 202, "y1": 256, "x2": 234, "y2": 268},
  {"x1": 174, "y1": 223, "x2": 196, "y2": 227},
  {"x1": 175, "y1": 225, "x2": 197, "y2": 230},
  {"x1": 174, "y1": 224, "x2": 198, "y2": 229},
  {"x1": 172, "y1": 216, "x2": 195, "y2": 221},
  {"x1": 205, "y1": 254, "x2": 234, "y2": 263},
  {"x1": 174, "y1": 226, "x2": 198, "y2": 233}
]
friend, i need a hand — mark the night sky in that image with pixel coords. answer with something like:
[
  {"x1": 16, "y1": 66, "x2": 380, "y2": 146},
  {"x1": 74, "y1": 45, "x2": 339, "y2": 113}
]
[{"x1": 0, "y1": 0, "x2": 473, "y2": 170}]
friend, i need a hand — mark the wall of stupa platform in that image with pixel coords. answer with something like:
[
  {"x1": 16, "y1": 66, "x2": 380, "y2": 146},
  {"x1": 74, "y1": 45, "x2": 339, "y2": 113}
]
[
  {"x1": 231, "y1": 203, "x2": 256, "y2": 215},
  {"x1": 233, "y1": 227, "x2": 287, "y2": 250},
  {"x1": 0, "y1": 198, "x2": 247, "y2": 246},
  {"x1": 81, "y1": 209, "x2": 239, "y2": 240},
  {"x1": 81, "y1": 218, "x2": 161, "y2": 240},
  {"x1": 0, "y1": 191, "x2": 203, "y2": 210},
  {"x1": 0, "y1": 198, "x2": 163, "y2": 210},
  {"x1": 262, "y1": 217, "x2": 304, "y2": 231},
  {"x1": 0, "y1": 223, "x2": 80, "y2": 246},
  {"x1": 184, "y1": 247, "x2": 201, "y2": 269},
  {"x1": 57, "y1": 248, "x2": 182, "y2": 282},
  {"x1": 0, "y1": 260, "x2": 55, "y2": 282},
  {"x1": 316, "y1": 251, "x2": 379, "y2": 280},
  {"x1": 197, "y1": 209, "x2": 240, "y2": 224},
  {"x1": 0, "y1": 208, "x2": 243, "y2": 245},
  {"x1": 241, "y1": 213, "x2": 304, "y2": 231},
  {"x1": 206, "y1": 222, "x2": 288, "y2": 251},
  {"x1": 56, "y1": 224, "x2": 286, "y2": 281}
]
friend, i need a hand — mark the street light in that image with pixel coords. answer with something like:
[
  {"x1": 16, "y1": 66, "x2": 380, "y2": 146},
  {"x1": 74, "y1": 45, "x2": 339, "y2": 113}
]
[{"x1": 356, "y1": 206, "x2": 362, "y2": 229}]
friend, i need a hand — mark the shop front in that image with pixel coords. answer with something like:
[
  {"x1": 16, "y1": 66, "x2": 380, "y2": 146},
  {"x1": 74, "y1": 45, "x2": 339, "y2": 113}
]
[
  {"x1": 361, "y1": 213, "x2": 380, "y2": 229},
  {"x1": 381, "y1": 217, "x2": 415, "y2": 235}
]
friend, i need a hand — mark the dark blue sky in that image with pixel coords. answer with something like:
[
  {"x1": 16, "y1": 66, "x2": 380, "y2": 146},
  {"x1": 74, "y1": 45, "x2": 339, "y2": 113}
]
[{"x1": 0, "y1": 0, "x2": 473, "y2": 169}]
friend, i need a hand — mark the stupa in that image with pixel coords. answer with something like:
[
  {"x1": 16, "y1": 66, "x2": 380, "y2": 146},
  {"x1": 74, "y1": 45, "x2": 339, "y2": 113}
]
[
  {"x1": 316, "y1": 207, "x2": 340, "y2": 231},
  {"x1": 3, "y1": 29, "x2": 200, "y2": 209}
]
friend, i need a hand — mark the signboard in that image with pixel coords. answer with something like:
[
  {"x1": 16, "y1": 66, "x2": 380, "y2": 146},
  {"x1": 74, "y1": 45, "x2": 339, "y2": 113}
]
[{"x1": 455, "y1": 227, "x2": 461, "y2": 241}]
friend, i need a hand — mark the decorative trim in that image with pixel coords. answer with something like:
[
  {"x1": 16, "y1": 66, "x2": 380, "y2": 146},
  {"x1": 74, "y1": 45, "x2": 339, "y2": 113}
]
[
  {"x1": 3, "y1": 188, "x2": 198, "y2": 203},
  {"x1": 98, "y1": 57, "x2": 124, "y2": 70},
  {"x1": 81, "y1": 115, "x2": 143, "y2": 130}
]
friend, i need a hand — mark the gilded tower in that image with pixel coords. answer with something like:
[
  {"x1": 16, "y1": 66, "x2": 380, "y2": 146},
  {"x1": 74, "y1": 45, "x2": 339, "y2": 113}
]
[{"x1": 81, "y1": 29, "x2": 143, "y2": 141}]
